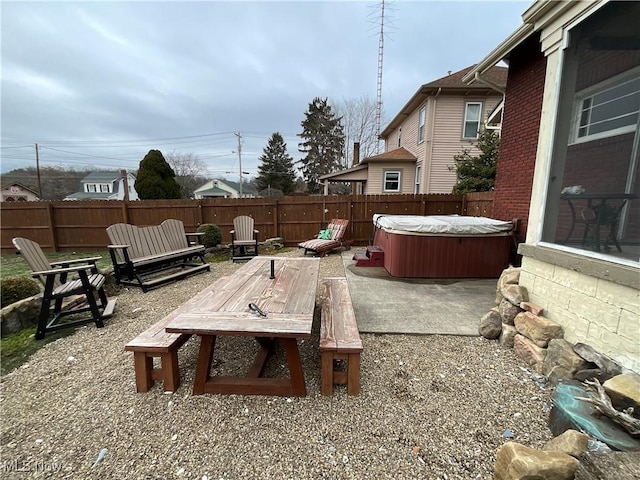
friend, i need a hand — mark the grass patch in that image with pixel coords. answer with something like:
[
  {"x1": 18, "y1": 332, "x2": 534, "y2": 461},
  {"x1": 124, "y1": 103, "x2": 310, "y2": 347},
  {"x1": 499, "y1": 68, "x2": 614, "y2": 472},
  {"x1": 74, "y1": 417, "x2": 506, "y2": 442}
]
[
  {"x1": 1, "y1": 327, "x2": 74, "y2": 376},
  {"x1": 1, "y1": 251, "x2": 112, "y2": 279}
]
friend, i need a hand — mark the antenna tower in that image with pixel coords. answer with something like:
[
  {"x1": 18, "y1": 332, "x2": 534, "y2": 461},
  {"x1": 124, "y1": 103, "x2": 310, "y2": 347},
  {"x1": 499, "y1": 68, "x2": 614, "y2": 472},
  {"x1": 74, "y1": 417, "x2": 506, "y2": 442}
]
[{"x1": 375, "y1": 0, "x2": 386, "y2": 153}]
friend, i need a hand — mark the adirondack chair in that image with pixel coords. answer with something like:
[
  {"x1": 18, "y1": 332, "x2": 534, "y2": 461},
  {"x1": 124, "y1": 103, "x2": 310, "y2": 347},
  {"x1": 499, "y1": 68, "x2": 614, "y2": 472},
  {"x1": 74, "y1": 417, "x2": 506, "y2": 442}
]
[
  {"x1": 298, "y1": 219, "x2": 351, "y2": 257},
  {"x1": 230, "y1": 215, "x2": 259, "y2": 262},
  {"x1": 12, "y1": 237, "x2": 117, "y2": 340}
]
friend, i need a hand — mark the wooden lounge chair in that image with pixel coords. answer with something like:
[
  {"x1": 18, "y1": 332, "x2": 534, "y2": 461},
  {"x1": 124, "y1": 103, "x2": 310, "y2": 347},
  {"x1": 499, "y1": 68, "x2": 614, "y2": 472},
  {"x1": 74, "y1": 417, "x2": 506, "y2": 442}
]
[
  {"x1": 298, "y1": 219, "x2": 351, "y2": 257},
  {"x1": 12, "y1": 237, "x2": 117, "y2": 340},
  {"x1": 230, "y1": 215, "x2": 259, "y2": 262}
]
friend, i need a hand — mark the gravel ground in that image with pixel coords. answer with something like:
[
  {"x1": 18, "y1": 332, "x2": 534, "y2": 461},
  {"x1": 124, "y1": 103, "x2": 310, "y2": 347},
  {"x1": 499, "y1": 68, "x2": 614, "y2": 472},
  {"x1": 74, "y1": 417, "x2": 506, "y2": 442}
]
[{"x1": 0, "y1": 249, "x2": 553, "y2": 479}]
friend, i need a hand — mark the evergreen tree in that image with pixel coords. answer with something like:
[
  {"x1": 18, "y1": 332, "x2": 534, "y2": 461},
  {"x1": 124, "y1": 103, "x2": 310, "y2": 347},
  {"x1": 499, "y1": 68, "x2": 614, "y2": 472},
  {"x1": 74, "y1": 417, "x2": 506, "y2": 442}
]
[
  {"x1": 255, "y1": 132, "x2": 296, "y2": 194},
  {"x1": 134, "y1": 149, "x2": 182, "y2": 199},
  {"x1": 297, "y1": 97, "x2": 345, "y2": 194},
  {"x1": 451, "y1": 129, "x2": 500, "y2": 194}
]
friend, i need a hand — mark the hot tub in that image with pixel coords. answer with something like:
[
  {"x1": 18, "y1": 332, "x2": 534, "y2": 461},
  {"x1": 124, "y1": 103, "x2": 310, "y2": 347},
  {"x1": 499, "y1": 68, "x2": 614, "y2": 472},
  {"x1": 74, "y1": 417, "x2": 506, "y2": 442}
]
[{"x1": 372, "y1": 214, "x2": 513, "y2": 278}]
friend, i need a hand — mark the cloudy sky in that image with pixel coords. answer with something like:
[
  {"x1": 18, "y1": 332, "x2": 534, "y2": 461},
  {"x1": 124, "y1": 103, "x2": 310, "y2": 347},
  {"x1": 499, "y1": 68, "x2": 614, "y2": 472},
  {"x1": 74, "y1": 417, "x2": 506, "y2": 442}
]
[{"x1": 1, "y1": 0, "x2": 529, "y2": 180}]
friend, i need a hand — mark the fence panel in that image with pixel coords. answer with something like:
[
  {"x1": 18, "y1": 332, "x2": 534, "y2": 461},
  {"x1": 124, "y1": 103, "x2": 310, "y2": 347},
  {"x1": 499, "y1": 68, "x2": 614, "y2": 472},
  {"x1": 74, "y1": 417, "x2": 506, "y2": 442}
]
[{"x1": 0, "y1": 193, "x2": 493, "y2": 253}]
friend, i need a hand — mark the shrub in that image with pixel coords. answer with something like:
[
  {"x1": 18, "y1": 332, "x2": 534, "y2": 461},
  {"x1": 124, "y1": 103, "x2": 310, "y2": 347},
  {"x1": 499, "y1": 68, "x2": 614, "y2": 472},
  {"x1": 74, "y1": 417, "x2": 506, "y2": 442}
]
[
  {"x1": 1, "y1": 276, "x2": 41, "y2": 309},
  {"x1": 196, "y1": 223, "x2": 222, "y2": 248}
]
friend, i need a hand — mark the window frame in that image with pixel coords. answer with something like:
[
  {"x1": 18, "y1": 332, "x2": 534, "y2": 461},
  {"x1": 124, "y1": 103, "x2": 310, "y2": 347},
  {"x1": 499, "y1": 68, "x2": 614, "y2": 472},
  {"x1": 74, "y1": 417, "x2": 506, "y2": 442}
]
[
  {"x1": 418, "y1": 106, "x2": 426, "y2": 143},
  {"x1": 570, "y1": 67, "x2": 640, "y2": 145},
  {"x1": 414, "y1": 165, "x2": 421, "y2": 194},
  {"x1": 462, "y1": 101, "x2": 483, "y2": 140},
  {"x1": 383, "y1": 170, "x2": 401, "y2": 193},
  {"x1": 86, "y1": 184, "x2": 97, "y2": 193},
  {"x1": 397, "y1": 126, "x2": 402, "y2": 148},
  {"x1": 100, "y1": 183, "x2": 111, "y2": 193}
]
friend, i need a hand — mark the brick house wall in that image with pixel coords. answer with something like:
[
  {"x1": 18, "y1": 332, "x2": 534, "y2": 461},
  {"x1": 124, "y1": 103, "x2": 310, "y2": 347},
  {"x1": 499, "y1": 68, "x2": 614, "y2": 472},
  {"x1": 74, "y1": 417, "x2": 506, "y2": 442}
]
[{"x1": 492, "y1": 34, "x2": 546, "y2": 252}]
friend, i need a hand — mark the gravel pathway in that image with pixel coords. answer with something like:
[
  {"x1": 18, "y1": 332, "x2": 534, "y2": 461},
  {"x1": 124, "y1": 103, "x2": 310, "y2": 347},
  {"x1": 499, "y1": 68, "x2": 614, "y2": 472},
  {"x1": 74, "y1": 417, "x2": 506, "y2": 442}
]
[{"x1": 0, "y1": 249, "x2": 553, "y2": 479}]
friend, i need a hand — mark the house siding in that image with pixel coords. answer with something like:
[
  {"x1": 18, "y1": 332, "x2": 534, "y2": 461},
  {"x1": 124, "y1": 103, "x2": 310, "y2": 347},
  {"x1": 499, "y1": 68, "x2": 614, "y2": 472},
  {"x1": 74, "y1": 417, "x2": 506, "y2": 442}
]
[
  {"x1": 429, "y1": 95, "x2": 502, "y2": 194},
  {"x1": 492, "y1": 34, "x2": 546, "y2": 244},
  {"x1": 366, "y1": 162, "x2": 415, "y2": 194}
]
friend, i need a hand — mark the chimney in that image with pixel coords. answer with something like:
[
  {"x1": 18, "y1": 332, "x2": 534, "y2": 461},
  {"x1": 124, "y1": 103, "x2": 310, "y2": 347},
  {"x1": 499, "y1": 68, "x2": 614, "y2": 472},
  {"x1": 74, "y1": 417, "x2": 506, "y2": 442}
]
[
  {"x1": 353, "y1": 142, "x2": 360, "y2": 166},
  {"x1": 352, "y1": 142, "x2": 361, "y2": 195},
  {"x1": 121, "y1": 169, "x2": 130, "y2": 201}
]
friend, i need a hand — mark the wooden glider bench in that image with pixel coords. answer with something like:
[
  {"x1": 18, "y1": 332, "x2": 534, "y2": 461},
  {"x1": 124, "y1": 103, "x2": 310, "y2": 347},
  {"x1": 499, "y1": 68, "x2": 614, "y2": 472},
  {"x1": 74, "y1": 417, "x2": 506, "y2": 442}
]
[
  {"x1": 319, "y1": 277, "x2": 363, "y2": 396},
  {"x1": 107, "y1": 219, "x2": 210, "y2": 292}
]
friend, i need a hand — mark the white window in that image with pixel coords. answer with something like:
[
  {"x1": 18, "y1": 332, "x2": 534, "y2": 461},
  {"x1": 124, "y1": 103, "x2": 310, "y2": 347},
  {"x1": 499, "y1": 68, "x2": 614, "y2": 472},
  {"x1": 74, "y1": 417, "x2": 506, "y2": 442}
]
[
  {"x1": 418, "y1": 106, "x2": 426, "y2": 142},
  {"x1": 573, "y1": 72, "x2": 640, "y2": 143},
  {"x1": 87, "y1": 184, "x2": 97, "y2": 193},
  {"x1": 414, "y1": 165, "x2": 421, "y2": 194},
  {"x1": 397, "y1": 127, "x2": 402, "y2": 148},
  {"x1": 100, "y1": 184, "x2": 110, "y2": 193},
  {"x1": 383, "y1": 171, "x2": 401, "y2": 192},
  {"x1": 463, "y1": 102, "x2": 482, "y2": 139}
]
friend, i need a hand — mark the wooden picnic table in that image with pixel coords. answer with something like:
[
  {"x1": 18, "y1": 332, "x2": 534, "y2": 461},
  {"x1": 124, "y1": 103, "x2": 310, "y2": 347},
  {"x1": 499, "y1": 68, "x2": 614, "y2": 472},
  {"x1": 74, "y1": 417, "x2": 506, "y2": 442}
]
[{"x1": 165, "y1": 256, "x2": 320, "y2": 396}]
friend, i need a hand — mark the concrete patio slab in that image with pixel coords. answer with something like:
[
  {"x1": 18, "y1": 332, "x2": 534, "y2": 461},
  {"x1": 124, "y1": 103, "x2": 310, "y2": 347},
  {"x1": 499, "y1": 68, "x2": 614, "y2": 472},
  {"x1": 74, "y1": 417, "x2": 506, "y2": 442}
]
[{"x1": 341, "y1": 250, "x2": 498, "y2": 336}]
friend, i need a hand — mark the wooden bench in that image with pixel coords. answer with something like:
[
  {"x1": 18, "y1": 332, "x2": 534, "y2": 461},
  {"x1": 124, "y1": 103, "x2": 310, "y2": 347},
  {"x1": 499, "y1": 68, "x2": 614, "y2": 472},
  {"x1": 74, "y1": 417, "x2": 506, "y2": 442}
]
[
  {"x1": 107, "y1": 219, "x2": 210, "y2": 292},
  {"x1": 124, "y1": 275, "x2": 230, "y2": 392},
  {"x1": 319, "y1": 277, "x2": 363, "y2": 396}
]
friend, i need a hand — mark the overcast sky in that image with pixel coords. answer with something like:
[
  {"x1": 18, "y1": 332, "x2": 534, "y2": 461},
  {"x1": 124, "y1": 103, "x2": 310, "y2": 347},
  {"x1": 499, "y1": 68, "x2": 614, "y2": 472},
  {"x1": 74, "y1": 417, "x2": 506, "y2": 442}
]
[{"x1": 1, "y1": 0, "x2": 529, "y2": 180}]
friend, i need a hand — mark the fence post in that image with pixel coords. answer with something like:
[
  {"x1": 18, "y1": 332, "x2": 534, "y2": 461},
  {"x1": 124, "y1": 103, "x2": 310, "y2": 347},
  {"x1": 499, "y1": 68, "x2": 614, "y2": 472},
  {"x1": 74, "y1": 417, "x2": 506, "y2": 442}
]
[
  {"x1": 121, "y1": 201, "x2": 129, "y2": 224},
  {"x1": 47, "y1": 203, "x2": 58, "y2": 252},
  {"x1": 273, "y1": 199, "x2": 279, "y2": 238}
]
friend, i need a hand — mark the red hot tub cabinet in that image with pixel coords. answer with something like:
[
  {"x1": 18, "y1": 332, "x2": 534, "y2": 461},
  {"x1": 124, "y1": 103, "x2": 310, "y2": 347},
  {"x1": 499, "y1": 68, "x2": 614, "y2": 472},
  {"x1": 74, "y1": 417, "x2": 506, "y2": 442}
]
[{"x1": 371, "y1": 215, "x2": 514, "y2": 278}]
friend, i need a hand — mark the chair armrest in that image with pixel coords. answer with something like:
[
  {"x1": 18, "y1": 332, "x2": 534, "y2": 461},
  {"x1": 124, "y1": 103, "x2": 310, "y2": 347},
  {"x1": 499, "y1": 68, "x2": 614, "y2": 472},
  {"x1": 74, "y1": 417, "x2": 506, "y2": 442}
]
[
  {"x1": 230, "y1": 230, "x2": 235, "y2": 235},
  {"x1": 32, "y1": 264, "x2": 96, "y2": 277},
  {"x1": 186, "y1": 232, "x2": 204, "y2": 245},
  {"x1": 50, "y1": 256, "x2": 101, "y2": 267},
  {"x1": 108, "y1": 244, "x2": 130, "y2": 249}
]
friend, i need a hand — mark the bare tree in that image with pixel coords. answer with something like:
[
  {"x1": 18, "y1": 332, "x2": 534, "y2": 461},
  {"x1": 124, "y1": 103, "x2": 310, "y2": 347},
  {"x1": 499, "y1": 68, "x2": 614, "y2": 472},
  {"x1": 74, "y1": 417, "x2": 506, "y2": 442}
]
[
  {"x1": 165, "y1": 151, "x2": 208, "y2": 198},
  {"x1": 333, "y1": 95, "x2": 383, "y2": 168}
]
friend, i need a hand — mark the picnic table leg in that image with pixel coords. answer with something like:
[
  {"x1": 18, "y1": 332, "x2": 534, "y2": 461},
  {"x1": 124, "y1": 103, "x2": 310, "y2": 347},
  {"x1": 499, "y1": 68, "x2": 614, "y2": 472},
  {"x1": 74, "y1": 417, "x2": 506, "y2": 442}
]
[
  {"x1": 281, "y1": 338, "x2": 306, "y2": 397},
  {"x1": 193, "y1": 335, "x2": 217, "y2": 395}
]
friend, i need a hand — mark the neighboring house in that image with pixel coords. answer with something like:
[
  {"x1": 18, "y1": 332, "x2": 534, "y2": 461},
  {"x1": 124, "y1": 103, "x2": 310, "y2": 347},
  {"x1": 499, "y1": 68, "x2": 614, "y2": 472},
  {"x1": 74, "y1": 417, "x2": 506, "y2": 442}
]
[
  {"x1": 464, "y1": 0, "x2": 639, "y2": 373},
  {"x1": 321, "y1": 65, "x2": 507, "y2": 194},
  {"x1": 1, "y1": 182, "x2": 40, "y2": 202},
  {"x1": 193, "y1": 179, "x2": 255, "y2": 199},
  {"x1": 64, "y1": 171, "x2": 138, "y2": 201}
]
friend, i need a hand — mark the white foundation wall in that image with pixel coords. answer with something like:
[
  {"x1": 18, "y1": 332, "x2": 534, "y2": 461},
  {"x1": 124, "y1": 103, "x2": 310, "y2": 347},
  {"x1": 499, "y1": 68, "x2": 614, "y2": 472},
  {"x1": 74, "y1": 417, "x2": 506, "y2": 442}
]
[{"x1": 519, "y1": 256, "x2": 640, "y2": 374}]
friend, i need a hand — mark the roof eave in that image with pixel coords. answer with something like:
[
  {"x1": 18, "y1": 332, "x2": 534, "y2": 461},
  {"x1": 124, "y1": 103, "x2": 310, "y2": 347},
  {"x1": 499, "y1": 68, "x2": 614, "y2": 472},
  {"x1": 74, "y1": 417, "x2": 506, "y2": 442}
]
[{"x1": 462, "y1": 23, "x2": 535, "y2": 84}]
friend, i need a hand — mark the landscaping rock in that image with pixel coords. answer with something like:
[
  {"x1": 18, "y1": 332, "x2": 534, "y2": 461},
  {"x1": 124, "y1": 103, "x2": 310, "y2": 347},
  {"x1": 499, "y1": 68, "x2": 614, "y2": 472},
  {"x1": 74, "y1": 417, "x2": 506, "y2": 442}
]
[
  {"x1": 498, "y1": 267, "x2": 520, "y2": 288},
  {"x1": 514, "y1": 312, "x2": 564, "y2": 348},
  {"x1": 0, "y1": 295, "x2": 40, "y2": 336},
  {"x1": 513, "y1": 334, "x2": 547, "y2": 373},
  {"x1": 499, "y1": 298, "x2": 522, "y2": 325},
  {"x1": 501, "y1": 284, "x2": 529, "y2": 306},
  {"x1": 499, "y1": 324, "x2": 518, "y2": 348},
  {"x1": 542, "y1": 429, "x2": 589, "y2": 458},
  {"x1": 574, "y1": 343, "x2": 622, "y2": 378},
  {"x1": 479, "y1": 307, "x2": 502, "y2": 339},
  {"x1": 494, "y1": 441, "x2": 579, "y2": 480},
  {"x1": 574, "y1": 367, "x2": 616, "y2": 384},
  {"x1": 520, "y1": 301, "x2": 544, "y2": 316},
  {"x1": 603, "y1": 373, "x2": 640, "y2": 419},
  {"x1": 544, "y1": 339, "x2": 590, "y2": 385},
  {"x1": 575, "y1": 451, "x2": 640, "y2": 479}
]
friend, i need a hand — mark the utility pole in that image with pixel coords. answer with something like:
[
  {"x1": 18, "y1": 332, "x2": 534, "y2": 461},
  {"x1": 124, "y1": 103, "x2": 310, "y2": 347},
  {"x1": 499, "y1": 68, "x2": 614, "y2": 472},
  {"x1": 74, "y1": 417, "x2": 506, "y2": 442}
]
[
  {"x1": 35, "y1": 143, "x2": 43, "y2": 199},
  {"x1": 234, "y1": 132, "x2": 243, "y2": 198}
]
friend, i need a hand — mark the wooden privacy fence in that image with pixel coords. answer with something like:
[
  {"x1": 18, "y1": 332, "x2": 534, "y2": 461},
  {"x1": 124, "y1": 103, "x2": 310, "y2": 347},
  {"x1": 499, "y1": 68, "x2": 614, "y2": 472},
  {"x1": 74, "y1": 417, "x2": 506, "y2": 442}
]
[{"x1": 0, "y1": 192, "x2": 494, "y2": 253}]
